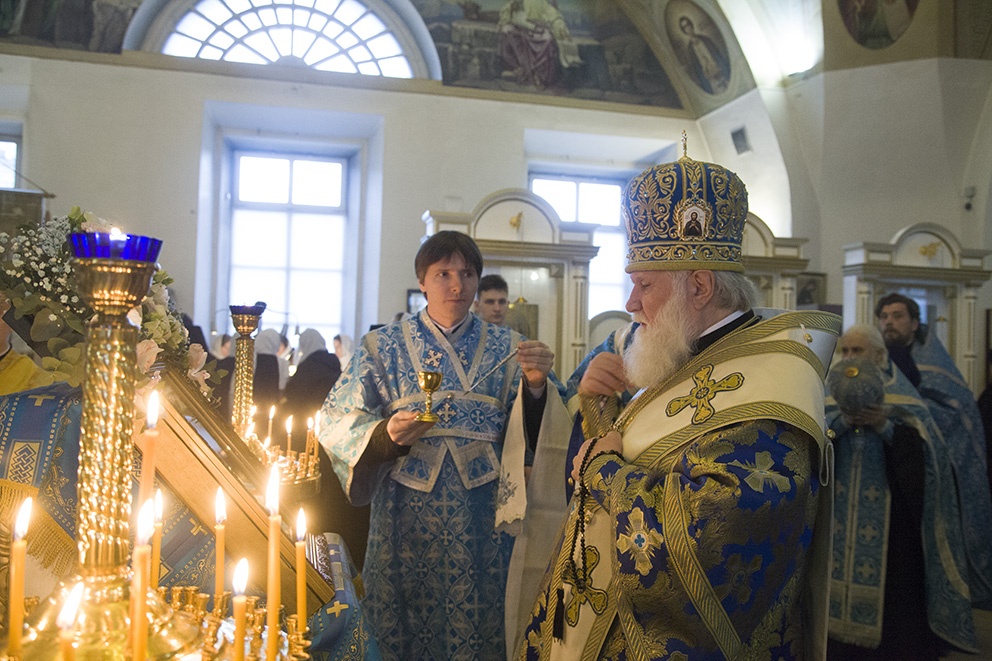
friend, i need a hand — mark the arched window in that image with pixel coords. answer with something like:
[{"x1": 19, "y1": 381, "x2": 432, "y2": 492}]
[{"x1": 161, "y1": 0, "x2": 414, "y2": 77}]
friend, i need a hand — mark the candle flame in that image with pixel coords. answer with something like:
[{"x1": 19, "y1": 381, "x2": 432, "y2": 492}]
[
  {"x1": 215, "y1": 487, "x2": 226, "y2": 524},
  {"x1": 233, "y1": 558, "x2": 249, "y2": 595},
  {"x1": 154, "y1": 490, "x2": 164, "y2": 523},
  {"x1": 269, "y1": 405, "x2": 275, "y2": 420},
  {"x1": 57, "y1": 582, "x2": 85, "y2": 631},
  {"x1": 307, "y1": 417, "x2": 313, "y2": 430},
  {"x1": 137, "y1": 499, "x2": 155, "y2": 546},
  {"x1": 296, "y1": 508, "x2": 307, "y2": 542},
  {"x1": 246, "y1": 421, "x2": 255, "y2": 438},
  {"x1": 285, "y1": 415, "x2": 293, "y2": 434},
  {"x1": 266, "y1": 465, "x2": 280, "y2": 515},
  {"x1": 262, "y1": 436, "x2": 271, "y2": 449},
  {"x1": 250, "y1": 404, "x2": 257, "y2": 417},
  {"x1": 13, "y1": 497, "x2": 32, "y2": 541},
  {"x1": 147, "y1": 390, "x2": 160, "y2": 430}
]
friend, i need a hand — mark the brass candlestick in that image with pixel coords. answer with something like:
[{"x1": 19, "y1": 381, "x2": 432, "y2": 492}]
[
  {"x1": 230, "y1": 304, "x2": 265, "y2": 437},
  {"x1": 415, "y1": 371, "x2": 442, "y2": 422},
  {"x1": 3, "y1": 236, "x2": 202, "y2": 658}
]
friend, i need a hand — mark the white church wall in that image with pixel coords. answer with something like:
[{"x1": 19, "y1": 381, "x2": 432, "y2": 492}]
[{"x1": 698, "y1": 88, "x2": 792, "y2": 238}]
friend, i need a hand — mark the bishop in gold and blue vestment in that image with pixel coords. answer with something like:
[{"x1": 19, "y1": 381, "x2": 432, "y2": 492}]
[{"x1": 516, "y1": 145, "x2": 840, "y2": 660}]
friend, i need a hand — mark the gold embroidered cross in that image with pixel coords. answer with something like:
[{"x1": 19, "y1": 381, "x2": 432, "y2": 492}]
[
  {"x1": 666, "y1": 364, "x2": 743, "y2": 424},
  {"x1": 28, "y1": 394, "x2": 55, "y2": 406},
  {"x1": 325, "y1": 600, "x2": 349, "y2": 617},
  {"x1": 562, "y1": 545, "x2": 608, "y2": 625}
]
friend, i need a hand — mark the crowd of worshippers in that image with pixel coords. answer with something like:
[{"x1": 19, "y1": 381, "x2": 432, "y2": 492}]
[{"x1": 8, "y1": 148, "x2": 992, "y2": 661}]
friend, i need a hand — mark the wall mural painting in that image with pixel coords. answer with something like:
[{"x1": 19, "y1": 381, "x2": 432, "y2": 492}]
[
  {"x1": 413, "y1": 0, "x2": 683, "y2": 108},
  {"x1": 663, "y1": 0, "x2": 730, "y2": 96},
  {"x1": 838, "y1": 0, "x2": 919, "y2": 50},
  {"x1": 0, "y1": 0, "x2": 139, "y2": 52}
]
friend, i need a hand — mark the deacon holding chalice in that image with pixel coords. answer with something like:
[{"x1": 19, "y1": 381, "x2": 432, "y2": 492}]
[{"x1": 319, "y1": 231, "x2": 570, "y2": 661}]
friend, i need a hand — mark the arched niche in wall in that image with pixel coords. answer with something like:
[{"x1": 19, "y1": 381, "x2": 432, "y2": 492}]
[
  {"x1": 422, "y1": 190, "x2": 599, "y2": 378},
  {"x1": 843, "y1": 223, "x2": 991, "y2": 390},
  {"x1": 741, "y1": 212, "x2": 809, "y2": 309}
]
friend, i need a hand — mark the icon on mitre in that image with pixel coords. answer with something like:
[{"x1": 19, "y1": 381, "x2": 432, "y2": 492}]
[{"x1": 679, "y1": 203, "x2": 707, "y2": 239}]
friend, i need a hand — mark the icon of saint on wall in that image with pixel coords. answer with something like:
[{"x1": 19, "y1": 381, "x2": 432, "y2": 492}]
[{"x1": 664, "y1": 0, "x2": 731, "y2": 95}]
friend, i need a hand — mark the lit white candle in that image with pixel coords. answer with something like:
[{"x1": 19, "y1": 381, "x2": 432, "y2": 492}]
[
  {"x1": 131, "y1": 500, "x2": 155, "y2": 661},
  {"x1": 151, "y1": 490, "x2": 164, "y2": 589},
  {"x1": 267, "y1": 406, "x2": 275, "y2": 444},
  {"x1": 296, "y1": 508, "x2": 307, "y2": 626},
  {"x1": 57, "y1": 582, "x2": 85, "y2": 661},
  {"x1": 7, "y1": 497, "x2": 32, "y2": 657},
  {"x1": 215, "y1": 487, "x2": 226, "y2": 597},
  {"x1": 138, "y1": 391, "x2": 160, "y2": 508},
  {"x1": 265, "y1": 466, "x2": 281, "y2": 661},
  {"x1": 285, "y1": 415, "x2": 294, "y2": 456},
  {"x1": 232, "y1": 558, "x2": 249, "y2": 661}
]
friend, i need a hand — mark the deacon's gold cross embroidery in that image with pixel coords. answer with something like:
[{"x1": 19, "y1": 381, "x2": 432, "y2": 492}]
[{"x1": 666, "y1": 364, "x2": 744, "y2": 424}]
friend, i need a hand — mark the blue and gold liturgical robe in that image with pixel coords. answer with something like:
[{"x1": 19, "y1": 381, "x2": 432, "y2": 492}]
[
  {"x1": 826, "y1": 359, "x2": 976, "y2": 652},
  {"x1": 516, "y1": 310, "x2": 840, "y2": 661},
  {"x1": 320, "y1": 310, "x2": 566, "y2": 661},
  {"x1": 911, "y1": 329, "x2": 992, "y2": 605}
]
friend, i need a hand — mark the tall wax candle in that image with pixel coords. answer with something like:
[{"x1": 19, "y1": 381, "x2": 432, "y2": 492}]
[
  {"x1": 296, "y1": 508, "x2": 307, "y2": 626},
  {"x1": 265, "y1": 466, "x2": 281, "y2": 661},
  {"x1": 267, "y1": 406, "x2": 275, "y2": 445},
  {"x1": 57, "y1": 582, "x2": 85, "y2": 661},
  {"x1": 151, "y1": 490, "x2": 164, "y2": 589},
  {"x1": 232, "y1": 558, "x2": 249, "y2": 661},
  {"x1": 215, "y1": 487, "x2": 226, "y2": 597},
  {"x1": 131, "y1": 500, "x2": 155, "y2": 661},
  {"x1": 285, "y1": 415, "x2": 294, "y2": 456},
  {"x1": 138, "y1": 391, "x2": 160, "y2": 507},
  {"x1": 7, "y1": 497, "x2": 31, "y2": 657}
]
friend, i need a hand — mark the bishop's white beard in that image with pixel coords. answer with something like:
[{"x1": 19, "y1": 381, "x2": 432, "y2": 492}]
[{"x1": 623, "y1": 281, "x2": 701, "y2": 389}]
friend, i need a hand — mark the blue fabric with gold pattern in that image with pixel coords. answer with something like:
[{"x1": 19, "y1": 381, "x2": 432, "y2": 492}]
[
  {"x1": 621, "y1": 148, "x2": 748, "y2": 274},
  {"x1": 0, "y1": 382, "x2": 81, "y2": 592},
  {"x1": 308, "y1": 533, "x2": 382, "y2": 661}
]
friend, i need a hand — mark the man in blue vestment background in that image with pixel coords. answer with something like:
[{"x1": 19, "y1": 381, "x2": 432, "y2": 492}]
[
  {"x1": 875, "y1": 292, "x2": 992, "y2": 606},
  {"x1": 826, "y1": 324, "x2": 975, "y2": 659},
  {"x1": 320, "y1": 231, "x2": 568, "y2": 661}
]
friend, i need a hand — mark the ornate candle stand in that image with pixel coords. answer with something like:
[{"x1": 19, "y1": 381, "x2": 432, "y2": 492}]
[
  {"x1": 6, "y1": 233, "x2": 201, "y2": 658},
  {"x1": 230, "y1": 304, "x2": 266, "y2": 438}
]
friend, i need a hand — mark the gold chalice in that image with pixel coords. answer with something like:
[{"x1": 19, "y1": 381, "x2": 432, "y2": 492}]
[{"x1": 416, "y1": 370, "x2": 443, "y2": 422}]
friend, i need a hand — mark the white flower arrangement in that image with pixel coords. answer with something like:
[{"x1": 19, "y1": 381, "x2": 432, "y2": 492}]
[{"x1": 0, "y1": 207, "x2": 224, "y2": 399}]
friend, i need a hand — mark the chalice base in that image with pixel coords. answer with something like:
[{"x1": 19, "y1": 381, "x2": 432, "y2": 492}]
[{"x1": 415, "y1": 411, "x2": 439, "y2": 423}]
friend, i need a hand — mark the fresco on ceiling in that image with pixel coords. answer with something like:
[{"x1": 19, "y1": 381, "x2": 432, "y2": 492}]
[
  {"x1": 0, "y1": 0, "x2": 685, "y2": 109},
  {"x1": 412, "y1": 0, "x2": 682, "y2": 108},
  {"x1": 838, "y1": 0, "x2": 919, "y2": 49},
  {"x1": 663, "y1": 0, "x2": 730, "y2": 96},
  {"x1": 0, "y1": 0, "x2": 138, "y2": 52}
]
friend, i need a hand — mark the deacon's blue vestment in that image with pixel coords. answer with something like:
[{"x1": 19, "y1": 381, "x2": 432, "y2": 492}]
[
  {"x1": 826, "y1": 359, "x2": 976, "y2": 653},
  {"x1": 910, "y1": 328, "x2": 992, "y2": 605},
  {"x1": 320, "y1": 310, "x2": 563, "y2": 661}
]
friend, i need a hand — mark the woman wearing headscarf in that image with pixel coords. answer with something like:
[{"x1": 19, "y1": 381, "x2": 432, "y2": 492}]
[
  {"x1": 332, "y1": 334, "x2": 354, "y2": 370},
  {"x1": 284, "y1": 329, "x2": 341, "y2": 443},
  {"x1": 253, "y1": 328, "x2": 285, "y2": 435}
]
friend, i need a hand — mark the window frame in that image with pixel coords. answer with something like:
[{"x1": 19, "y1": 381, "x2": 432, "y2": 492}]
[
  {"x1": 225, "y1": 148, "x2": 351, "y2": 342},
  {"x1": 528, "y1": 170, "x2": 633, "y2": 317},
  {"x1": 0, "y1": 132, "x2": 22, "y2": 190}
]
